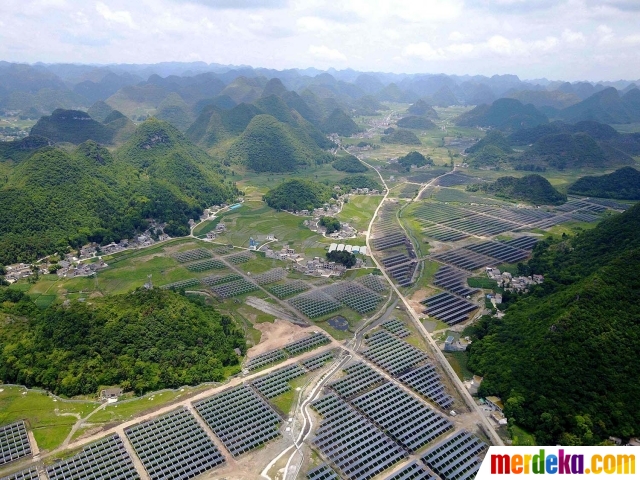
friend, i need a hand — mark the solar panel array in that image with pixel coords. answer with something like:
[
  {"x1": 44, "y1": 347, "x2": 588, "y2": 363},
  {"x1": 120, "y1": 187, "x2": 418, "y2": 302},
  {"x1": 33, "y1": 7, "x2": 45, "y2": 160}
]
[
  {"x1": 435, "y1": 173, "x2": 478, "y2": 187},
  {"x1": 421, "y1": 292, "x2": 478, "y2": 326},
  {"x1": 421, "y1": 430, "x2": 488, "y2": 480},
  {"x1": 307, "y1": 463, "x2": 340, "y2": 480},
  {"x1": 433, "y1": 265, "x2": 478, "y2": 297},
  {"x1": 432, "y1": 248, "x2": 497, "y2": 271},
  {"x1": 194, "y1": 385, "x2": 281, "y2": 457},
  {"x1": 245, "y1": 348, "x2": 287, "y2": 371},
  {"x1": 356, "y1": 274, "x2": 388, "y2": 293},
  {"x1": 125, "y1": 409, "x2": 224, "y2": 480},
  {"x1": 362, "y1": 331, "x2": 429, "y2": 376},
  {"x1": 252, "y1": 267, "x2": 287, "y2": 285},
  {"x1": 329, "y1": 362, "x2": 386, "y2": 399},
  {"x1": 284, "y1": 332, "x2": 331, "y2": 355},
  {"x1": 173, "y1": 248, "x2": 212, "y2": 263},
  {"x1": 185, "y1": 258, "x2": 226, "y2": 272},
  {"x1": 351, "y1": 383, "x2": 454, "y2": 452},
  {"x1": 0, "y1": 467, "x2": 40, "y2": 480},
  {"x1": 47, "y1": 434, "x2": 139, "y2": 480},
  {"x1": 384, "y1": 461, "x2": 436, "y2": 480},
  {"x1": 422, "y1": 225, "x2": 469, "y2": 242},
  {"x1": 399, "y1": 364, "x2": 455, "y2": 410},
  {"x1": 201, "y1": 273, "x2": 242, "y2": 286},
  {"x1": 323, "y1": 282, "x2": 383, "y2": 314},
  {"x1": 503, "y1": 236, "x2": 539, "y2": 251},
  {"x1": 0, "y1": 421, "x2": 31, "y2": 467},
  {"x1": 302, "y1": 350, "x2": 336, "y2": 371},
  {"x1": 252, "y1": 364, "x2": 306, "y2": 398},
  {"x1": 210, "y1": 278, "x2": 259, "y2": 298},
  {"x1": 267, "y1": 280, "x2": 310, "y2": 299},
  {"x1": 225, "y1": 251, "x2": 254, "y2": 264},
  {"x1": 289, "y1": 290, "x2": 343, "y2": 318},
  {"x1": 312, "y1": 394, "x2": 407, "y2": 480},
  {"x1": 381, "y1": 319, "x2": 410, "y2": 338},
  {"x1": 160, "y1": 278, "x2": 200, "y2": 290}
]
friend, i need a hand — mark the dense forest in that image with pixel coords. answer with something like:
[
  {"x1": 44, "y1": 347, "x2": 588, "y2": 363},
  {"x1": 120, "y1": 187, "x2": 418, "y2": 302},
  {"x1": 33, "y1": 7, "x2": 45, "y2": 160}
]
[
  {"x1": 332, "y1": 154, "x2": 368, "y2": 173},
  {"x1": 326, "y1": 250, "x2": 356, "y2": 268},
  {"x1": 0, "y1": 288, "x2": 246, "y2": 397},
  {"x1": 467, "y1": 174, "x2": 566, "y2": 205},
  {"x1": 394, "y1": 151, "x2": 433, "y2": 172},
  {"x1": 467, "y1": 203, "x2": 640, "y2": 444},
  {"x1": 381, "y1": 128, "x2": 421, "y2": 145},
  {"x1": 319, "y1": 216, "x2": 341, "y2": 234},
  {"x1": 0, "y1": 119, "x2": 237, "y2": 264},
  {"x1": 568, "y1": 166, "x2": 640, "y2": 200},
  {"x1": 339, "y1": 174, "x2": 382, "y2": 191},
  {"x1": 263, "y1": 179, "x2": 334, "y2": 211},
  {"x1": 396, "y1": 116, "x2": 437, "y2": 130}
]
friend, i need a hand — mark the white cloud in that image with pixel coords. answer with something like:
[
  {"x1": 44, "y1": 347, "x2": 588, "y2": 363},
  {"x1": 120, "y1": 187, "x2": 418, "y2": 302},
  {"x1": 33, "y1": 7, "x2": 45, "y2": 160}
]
[
  {"x1": 402, "y1": 42, "x2": 443, "y2": 60},
  {"x1": 561, "y1": 29, "x2": 586, "y2": 45},
  {"x1": 297, "y1": 16, "x2": 330, "y2": 33},
  {"x1": 622, "y1": 33, "x2": 640, "y2": 45},
  {"x1": 308, "y1": 44, "x2": 346, "y2": 62},
  {"x1": 95, "y1": 2, "x2": 136, "y2": 28},
  {"x1": 596, "y1": 24, "x2": 614, "y2": 44},
  {"x1": 448, "y1": 31, "x2": 466, "y2": 42}
]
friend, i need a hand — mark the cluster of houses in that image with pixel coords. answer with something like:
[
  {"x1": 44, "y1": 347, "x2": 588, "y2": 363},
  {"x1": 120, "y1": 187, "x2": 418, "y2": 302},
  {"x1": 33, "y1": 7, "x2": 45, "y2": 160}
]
[
  {"x1": 3, "y1": 263, "x2": 34, "y2": 283},
  {"x1": 305, "y1": 219, "x2": 357, "y2": 239},
  {"x1": 486, "y1": 267, "x2": 544, "y2": 292},
  {"x1": 205, "y1": 222, "x2": 227, "y2": 241},
  {"x1": 328, "y1": 244, "x2": 368, "y2": 256},
  {"x1": 264, "y1": 244, "x2": 301, "y2": 262}
]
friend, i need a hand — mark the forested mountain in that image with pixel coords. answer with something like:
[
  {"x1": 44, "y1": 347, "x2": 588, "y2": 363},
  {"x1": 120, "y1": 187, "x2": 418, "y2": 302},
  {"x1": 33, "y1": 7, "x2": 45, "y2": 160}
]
[
  {"x1": 396, "y1": 115, "x2": 437, "y2": 130},
  {"x1": 226, "y1": 114, "x2": 332, "y2": 172},
  {"x1": 0, "y1": 135, "x2": 52, "y2": 163},
  {"x1": 568, "y1": 166, "x2": 640, "y2": 200},
  {"x1": 30, "y1": 109, "x2": 135, "y2": 145},
  {"x1": 519, "y1": 132, "x2": 633, "y2": 170},
  {"x1": 263, "y1": 179, "x2": 334, "y2": 211},
  {"x1": 381, "y1": 128, "x2": 421, "y2": 145},
  {"x1": 468, "y1": 174, "x2": 566, "y2": 205},
  {"x1": 407, "y1": 99, "x2": 439, "y2": 118},
  {"x1": 0, "y1": 288, "x2": 245, "y2": 396},
  {"x1": 464, "y1": 130, "x2": 513, "y2": 167},
  {"x1": 0, "y1": 119, "x2": 237, "y2": 264},
  {"x1": 506, "y1": 89, "x2": 581, "y2": 109},
  {"x1": 468, "y1": 203, "x2": 640, "y2": 444},
  {"x1": 455, "y1": 98, "x2": 548, "y2": 130},
  {"x1": 332, "y1": 154, "x2": 368, "y2": 173},
  {"x1": 555, "y1": 87, "x2": 640, "y2": 124},
  {"x1": 320, "y1": 108, "x2": 360, "y2": 136}
]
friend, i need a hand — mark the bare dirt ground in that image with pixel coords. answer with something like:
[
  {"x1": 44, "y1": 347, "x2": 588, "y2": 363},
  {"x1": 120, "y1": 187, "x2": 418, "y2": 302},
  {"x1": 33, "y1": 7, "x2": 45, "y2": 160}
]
[
  {"x1": 247, "y1": 319, "x2": 318, "y2": 358},
  {"x1": 408, "y1": 287, "x2": 434, "y2": 315}
]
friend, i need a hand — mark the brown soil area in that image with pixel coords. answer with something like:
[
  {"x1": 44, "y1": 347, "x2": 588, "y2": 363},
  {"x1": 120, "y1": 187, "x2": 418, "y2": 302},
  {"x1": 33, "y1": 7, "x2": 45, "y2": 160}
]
[{"x1": 247, "y1": 319, "x2": 317, "y2": 358}]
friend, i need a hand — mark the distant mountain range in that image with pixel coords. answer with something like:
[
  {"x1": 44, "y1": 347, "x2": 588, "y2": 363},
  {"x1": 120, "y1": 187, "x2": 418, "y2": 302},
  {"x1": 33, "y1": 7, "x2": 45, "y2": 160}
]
[{"x1": 1, "y1": 61, "x2": 639, "y2": 122}]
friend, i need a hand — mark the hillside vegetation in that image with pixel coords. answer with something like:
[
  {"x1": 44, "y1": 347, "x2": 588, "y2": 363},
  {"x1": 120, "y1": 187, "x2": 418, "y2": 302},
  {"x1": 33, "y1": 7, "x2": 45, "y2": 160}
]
[
  {"x1": 0, "y1": 288, "x2": 245, "y2": 396},
  {"x1": 381, "y1": 128, "x2": 421, "y2": 145},
  {"x1": 568, "y1": 167, "x2": 640, "y2": 200},
  {"x1": 467, "y1": 203, "x2": 640, "y2": 444},
  {"x1": 397, "y1": 115, "x2": 437, "y2": 130},
  {"x1": 0, "y1": 119, "x2": 237, "y2": 264},
  {"x1": 332, "y1": 154, "x2": 367, "y2": 173},
  {"x1": 263, "y1": 179, "x2": 334, "y2": 211},
  {"x1": 467, "y1": 174, "x2": 566, "y2": 205},
  {"x1": 455, "y1": 98, "x2": 548, "y2": 131}
]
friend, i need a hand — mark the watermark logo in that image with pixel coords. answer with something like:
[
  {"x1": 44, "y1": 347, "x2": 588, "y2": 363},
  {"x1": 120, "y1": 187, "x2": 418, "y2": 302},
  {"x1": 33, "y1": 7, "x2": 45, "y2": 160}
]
[{"x1": 477, "y1": 447, "x2": 636, "y2": 478}]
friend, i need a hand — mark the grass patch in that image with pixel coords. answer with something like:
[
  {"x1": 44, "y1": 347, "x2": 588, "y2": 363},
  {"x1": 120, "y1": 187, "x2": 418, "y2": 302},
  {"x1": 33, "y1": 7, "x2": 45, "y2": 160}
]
[
  {"x1": 467, "y1": 277, "x2": 498, "y2": 289},
  {"x1": 0, "y1": 386, "x2": 97, "y2": 452},
  {"x1": 444, "y1": 351, "x2": 473, "y2": 381},
  {"x1": 510, "y1": 424, "x2": 537, "y2": 446},
  {"x1": 337, "y1": 195, "x2": 383, "y2": 231},
  {"x1": 269, "y1": 376, "x2": 308, "y2": 415}
]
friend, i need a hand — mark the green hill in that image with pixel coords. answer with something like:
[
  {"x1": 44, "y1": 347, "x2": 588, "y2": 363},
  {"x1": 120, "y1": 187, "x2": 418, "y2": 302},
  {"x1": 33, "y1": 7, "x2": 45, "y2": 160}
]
[
  {"x1": 520, "y1": 132, "x2": 633, "y2": 170},
  {"x1": 557, "y1": 87, "x2": 640, "y2": 124},
  {"x1": 381, "y1": 128, "x2": 421, "y2": 145},
  {"x1": 30, "y1": 109, "x2": 123, "y2": 144},
  {"x1": 467, "y1": 130, "x2": 513, "y2": 154},
  {"x1": 185, "y1": 105, "x2": 231, "y2": 148},
  {"x1": 332, "y1": 154, "x2": 367, "y2": 173},
  {"x1": 568, "y1": 167, "x2": 640, "y2": 200},
  {"x1": 154, "y1": 92, "x2": 194, "y2": 132},
  {"x1": 339, "y1": 174, "x2": 381, "y2": 191},
  {"x1": 398, "y1": 151, "x2": 432, "y2": 170},
  {"x1": 0, "y1": 288, "x2": 245, "y2": 396},
  {"x1": 227, "y1": 114, "x2": 331, "y2": 173},
  {"x1": 465, "y1": 130, "x2": 513, "y2": 167},
  {"x1": 455, "y1": 98, "x2": 548, "y2": 131},
  {"x1": 467, "y1": 203, "x2": 640, "y2": 444},
  {"x1": 0, "y1": 135, "x2": 52, "y2": 163},
  {"x1": 352, "y1": 95, "x2": 389, "y2": 116},
  {"x1": 407, "y1": 99, "x2": 438, "y2": 118},
  {"x1": 507, "y1": 90, "x2": 581, "y2": 109},
  {"x1": 321, "y1": 108, "x2": 360, "y2": 136},
  {"x1": 396, "y1": 116, "x2": 437, "y2": 130},
  {"x1": 87, "y1": 100, "x2": 115, "y2": 122},
  {"x1": 263, "y1": 178, "x2": 334, "y2": 211},
  {"x1": 469, "y1": 174, "x2": 566, "y2": 205}
]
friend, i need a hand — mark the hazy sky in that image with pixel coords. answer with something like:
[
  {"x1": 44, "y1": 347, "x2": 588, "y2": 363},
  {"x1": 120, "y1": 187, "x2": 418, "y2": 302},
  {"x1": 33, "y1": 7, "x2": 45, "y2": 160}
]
[{"x1": 2, "y1": 0, "x2": 640, "y2": 81}]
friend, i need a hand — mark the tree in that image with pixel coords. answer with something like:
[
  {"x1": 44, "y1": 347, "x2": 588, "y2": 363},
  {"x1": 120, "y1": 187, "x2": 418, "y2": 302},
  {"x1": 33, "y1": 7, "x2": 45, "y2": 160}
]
[{"x1": 326, "y1": 250, "x2": 356, "y2": 268}]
